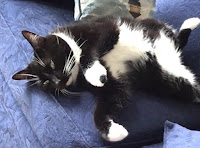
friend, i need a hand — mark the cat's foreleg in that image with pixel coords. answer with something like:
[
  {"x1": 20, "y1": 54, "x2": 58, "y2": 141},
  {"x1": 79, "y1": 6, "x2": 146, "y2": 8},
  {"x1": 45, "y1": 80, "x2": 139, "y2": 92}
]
[
  {"x1": 94, "y1": 90, "x2": 129, "y2": 142},
  {"x1": 84, "y1": 60, "x2": 107, "y2": 87},
  {"x1": 81, "y1": 58, "x2": 108, "y2": 87}
]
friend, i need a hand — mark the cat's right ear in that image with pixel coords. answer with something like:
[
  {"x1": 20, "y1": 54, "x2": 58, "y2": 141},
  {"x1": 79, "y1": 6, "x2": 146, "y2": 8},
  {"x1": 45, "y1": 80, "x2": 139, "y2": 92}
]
[
  {"x1": 12, "y1": 68, "x2": 35, "y2": 80},
  {"x1": 22, "y1": 30, "x2": 45, "y2": 49}
]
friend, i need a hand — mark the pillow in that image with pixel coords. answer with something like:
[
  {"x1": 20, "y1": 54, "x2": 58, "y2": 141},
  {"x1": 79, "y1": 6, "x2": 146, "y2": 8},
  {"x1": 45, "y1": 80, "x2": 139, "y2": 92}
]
[
  {"x1": 74, "y1": 0, "x2": 156, "y2": 20},
  {"x1": 143, "y1": 121, "x2": 200, "y2": 148},
  {"x1": 163, "y1": 121, "x2": 200, "y2": 148}
]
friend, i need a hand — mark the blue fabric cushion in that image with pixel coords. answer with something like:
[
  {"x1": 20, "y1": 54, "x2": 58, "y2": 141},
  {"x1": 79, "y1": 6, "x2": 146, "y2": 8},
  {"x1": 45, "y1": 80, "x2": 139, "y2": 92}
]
[
  {"x1": 144, "y1": 121, "x2": 200, "y2": 148},
  {"x1": 164, "y1": 121, "x2": 200, "y2": 148}
]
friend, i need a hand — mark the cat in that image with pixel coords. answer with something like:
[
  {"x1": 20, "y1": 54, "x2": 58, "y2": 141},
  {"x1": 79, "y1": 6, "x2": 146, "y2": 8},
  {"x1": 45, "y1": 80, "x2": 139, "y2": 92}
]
[{"x1": 12, "y1": 16, "x2": 200, "y2": 142}]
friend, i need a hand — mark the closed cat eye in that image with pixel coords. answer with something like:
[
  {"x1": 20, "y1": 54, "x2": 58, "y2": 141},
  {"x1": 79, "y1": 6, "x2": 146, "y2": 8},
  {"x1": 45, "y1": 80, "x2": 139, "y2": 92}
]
[{"x1": 50, "y1": 60, "x2": 55, "y2": 69}]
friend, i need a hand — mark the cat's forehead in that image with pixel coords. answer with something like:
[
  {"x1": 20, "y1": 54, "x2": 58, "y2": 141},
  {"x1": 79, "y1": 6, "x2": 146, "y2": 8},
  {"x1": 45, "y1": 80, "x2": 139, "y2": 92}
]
[{"x1": 37, "y1": 35, "x2": 72, "y2": 56}]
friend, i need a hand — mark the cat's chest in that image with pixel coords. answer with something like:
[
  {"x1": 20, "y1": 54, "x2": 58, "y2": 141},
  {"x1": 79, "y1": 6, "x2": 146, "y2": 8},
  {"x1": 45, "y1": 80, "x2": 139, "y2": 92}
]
[{"x1": 101, "y1": 24, "x2": 152, "y2": 79}]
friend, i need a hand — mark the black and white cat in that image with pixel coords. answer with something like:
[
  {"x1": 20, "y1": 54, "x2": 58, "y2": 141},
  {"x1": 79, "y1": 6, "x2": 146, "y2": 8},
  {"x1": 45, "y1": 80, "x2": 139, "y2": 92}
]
[{"x1": 13, "y1": 17, "x2": 200, "y2": 142}]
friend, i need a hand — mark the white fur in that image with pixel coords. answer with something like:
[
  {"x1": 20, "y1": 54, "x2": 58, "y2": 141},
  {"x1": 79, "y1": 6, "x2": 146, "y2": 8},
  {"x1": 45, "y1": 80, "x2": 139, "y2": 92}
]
[
  {"x1": 102, "y1": 22, "x2": 150, "y2": 79},
  {"x1": 102, "y1": 120, "x2": 128, "y2": 142},
  {"x1": 180, "y1": 17, "x2": 200, "y2": 30},
  {"x1": 102, "y1": 20, "x2": 196, "y2": 84},
  {"x1": 153, "y1": 30, "x2": 195, "y2": 84},
  {"x1": 84, "y1": 60, "x2": 107, "y2": 87},
  {"x1": 52, "y1": 32, "x2": 82, "y2": 63},
  {"x1": 52, "y1": 32, "x2": 82, "y2": 86}
]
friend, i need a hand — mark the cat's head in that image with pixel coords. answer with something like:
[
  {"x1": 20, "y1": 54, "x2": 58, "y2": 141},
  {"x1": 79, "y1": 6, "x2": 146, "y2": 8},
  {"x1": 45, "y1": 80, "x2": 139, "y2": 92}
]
[{"x1": 12, "y1": 30, "x2": 80, "y2": 94}]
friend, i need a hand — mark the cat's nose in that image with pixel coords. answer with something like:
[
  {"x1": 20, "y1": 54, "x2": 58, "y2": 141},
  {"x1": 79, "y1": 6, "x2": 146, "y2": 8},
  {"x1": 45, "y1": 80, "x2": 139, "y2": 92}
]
[{"x1": 100, "y1": 75, "x2": 107, "y2": 84}]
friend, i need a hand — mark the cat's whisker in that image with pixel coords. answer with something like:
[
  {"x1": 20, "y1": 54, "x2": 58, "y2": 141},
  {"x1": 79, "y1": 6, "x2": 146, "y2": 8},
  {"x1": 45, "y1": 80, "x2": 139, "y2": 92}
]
[
  {"x1": 67, "y1": 64, "x2": 75, "y2": 76},
  {"x1": 66, "y1": 56, "x2": 75, "y2": 70},
  {"x1": 34, "y1": 52, "x2": 46, "y2": 67},
  {"x1": 76, "y1": 37, "x2": 81, "y2": 43},
  {"x1": 60, "y1": 89, "x2": 64, "y2": 94},
  {"x1": 61, "y1": 90, "x2": 68, "y2": 96},
  {"x1": 56, "y1": 36, "x2": 60, "y2": 44},
  {"x1": 35, "y1": 57, "x2": 45, "y2": 67},
  {"x1": 62, "y1": 89, "x2": 80, "y2": 95},
  {"x1": 61, "y1": 89, "x2": 69, "y2": 95},
  {"x1": 57, "y1": 89, "x2": 60, "y2": 97},
  {"x1": 65, "y1": 56, "x2": 75, "y2": 75},
  {"x1": 63, "y1": 51, "x2": 72, "y2": 74},
  {"x1": 79, "y1": 40, "x2": 88, "y2": 48},
  {"x1": 66, "y1": 57, "x2": 75, "y2": 74},
  {"x1": 67, "y1": 51, "x2": 72, "y2": 64},
  {"x1": 54, "y1": 88, "x2": 60, "y2": 96},
  {"x1": 34, "y1": 59, "x2": 45, "y2": 67},
  {"x1": 28, "y1": 80, "x2": 41, "y2": 87},
  {"x1": 67, "y1": 56, "x2": 75, "y2": 69}
]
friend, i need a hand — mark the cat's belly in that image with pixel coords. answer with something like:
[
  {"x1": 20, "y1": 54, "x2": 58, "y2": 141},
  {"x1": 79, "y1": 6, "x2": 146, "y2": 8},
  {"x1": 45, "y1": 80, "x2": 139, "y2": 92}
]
[
  {"x1": 102, "y1": 43, "x2": 148, "y2": 79},
  {"x1": 102, "y1": 22, "x2": 195, "y2": 84},
  {"x1": 102, "y1": 23, "x2": 151, "y2": 79}
]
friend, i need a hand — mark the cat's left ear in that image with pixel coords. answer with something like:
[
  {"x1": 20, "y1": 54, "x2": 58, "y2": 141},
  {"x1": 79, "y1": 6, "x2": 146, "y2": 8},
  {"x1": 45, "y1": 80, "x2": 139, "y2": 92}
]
[
  {"x1": 22, "y1": 30, "x2": 45, "y2": 49},
  {"x1": 12, "y1": 68, "x2": 35, "y2": 80}
]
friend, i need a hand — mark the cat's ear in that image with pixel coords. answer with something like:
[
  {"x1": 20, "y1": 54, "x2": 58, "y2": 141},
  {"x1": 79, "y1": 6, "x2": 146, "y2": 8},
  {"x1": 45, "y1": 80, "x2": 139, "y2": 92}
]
[
  {"x1": 12, "y1": 68, "x2": 35, "y2": 80},
  {"x1": 22, "y1": 30, "x2": 45, "y2": 49}
]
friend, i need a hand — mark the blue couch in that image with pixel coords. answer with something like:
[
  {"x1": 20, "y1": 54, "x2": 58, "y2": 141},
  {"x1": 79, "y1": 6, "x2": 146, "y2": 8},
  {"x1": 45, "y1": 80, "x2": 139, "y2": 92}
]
[{"x1": 0, "y1": 0, "x2": 200, "y2": 147}]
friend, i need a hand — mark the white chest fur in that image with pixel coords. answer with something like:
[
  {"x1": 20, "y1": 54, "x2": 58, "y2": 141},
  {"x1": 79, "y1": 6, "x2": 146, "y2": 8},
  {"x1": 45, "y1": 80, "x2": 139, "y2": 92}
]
[
  {"x1": 102, "y1": 23, "x2": 151, "y2": 79},
  {"x1": 102, "y1": 22, "x2": 195, "y2": 85}
]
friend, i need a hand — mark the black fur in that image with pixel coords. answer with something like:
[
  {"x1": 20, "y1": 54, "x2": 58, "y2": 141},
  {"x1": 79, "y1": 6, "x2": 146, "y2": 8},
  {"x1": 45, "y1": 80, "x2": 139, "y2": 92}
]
[{"x1": 12, "y1": 16, "x2": 200, "y2": 141}]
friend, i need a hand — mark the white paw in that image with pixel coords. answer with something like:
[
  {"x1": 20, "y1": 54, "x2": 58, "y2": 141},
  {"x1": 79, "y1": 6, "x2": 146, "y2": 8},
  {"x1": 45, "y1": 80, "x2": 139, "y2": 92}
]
[
  {"x1": 180, "y1": 17, "x2": 200, "y2": 30},
  {"x1": 102, "y1": 120, "x2": 128, "y2": 142},
  {"x1": 84, "y1": 60, "x2": 107, "y2": 87}
]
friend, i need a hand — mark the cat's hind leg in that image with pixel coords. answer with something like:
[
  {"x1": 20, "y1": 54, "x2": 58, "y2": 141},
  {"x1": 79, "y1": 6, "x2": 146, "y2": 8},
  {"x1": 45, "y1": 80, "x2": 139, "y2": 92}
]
[
  {"x1": 180, "y1": 17, "x2": 200, "y2": 31},
  {"x1": 129, "y1": 52, "x2": 200, "y2": 102},
  {"x1": 178, "y1": 17, "x2": 200, "y2": 49}
]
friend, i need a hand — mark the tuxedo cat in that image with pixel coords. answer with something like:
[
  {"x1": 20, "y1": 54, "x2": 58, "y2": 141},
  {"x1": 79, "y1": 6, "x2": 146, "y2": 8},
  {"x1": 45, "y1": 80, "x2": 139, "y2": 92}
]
[{"x1": 13, "y1": 17, "x2": 200, "y2": 142}]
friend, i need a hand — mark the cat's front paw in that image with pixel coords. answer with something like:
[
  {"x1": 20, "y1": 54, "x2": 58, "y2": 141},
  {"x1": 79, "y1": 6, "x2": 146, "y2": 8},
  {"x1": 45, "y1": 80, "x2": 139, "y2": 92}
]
[
  {"x1": 102, "y1": 120, "x2": 128, "y2": 142},
  {"x1": 84, "y1": 60, "x2": 107, "y2": 87}
]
